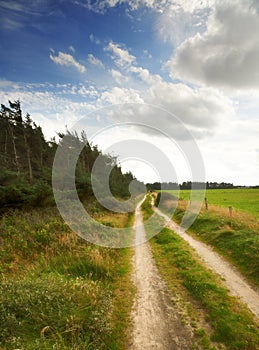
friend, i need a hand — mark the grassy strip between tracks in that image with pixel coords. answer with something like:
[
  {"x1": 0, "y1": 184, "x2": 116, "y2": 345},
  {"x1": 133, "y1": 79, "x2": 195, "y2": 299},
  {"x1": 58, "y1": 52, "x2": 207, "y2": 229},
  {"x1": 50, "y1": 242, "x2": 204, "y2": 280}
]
[
  {"x1": 141, "y1": 195, "x2": 259, "y2": 350},
  {"x1": 0, "y1": 206, "x2": 135, "y2": 350}
]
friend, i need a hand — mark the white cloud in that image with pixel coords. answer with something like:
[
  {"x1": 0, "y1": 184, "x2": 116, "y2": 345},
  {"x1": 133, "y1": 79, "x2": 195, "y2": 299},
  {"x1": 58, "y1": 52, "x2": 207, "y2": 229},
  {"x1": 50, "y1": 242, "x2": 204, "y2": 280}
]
[
  {"x1": 69, "y1": 45, "x2": 75, "y2": 53},
  {"x1": 75, "y1": 0, "x2": 215, "y2": 14},
  {"x1": 146, "y1": 81, "x2": 234, "y2": 130},
  {"x1": 128, "y1": 64, "x2": 231, "y2": 138},
  {"x1": 130, "y1": 66, "x2": 161, "y2": 85},
  {"x1": 88, "y1": 53, "x2": 105, "y2": 69},
  {"x1": 168, "y1": 0, "x2": 259, "y2": 89},
  {"x1": 97, "y1": 64, "x2": 234, "y2": 140},
  {"x1": 105, "y1": 41, "x2": 136, "y2": 68},
  {"x1": 100, "y1": 86, "x2": 143, "y2": 104},
  {"x1": 110, "y1": 69, "x2": 129, "y2": 84},
  {"x1": 165, "y1": 0, "x2": 215, "y2": 13},
  {"x1": 78, "y1": 85, "x2": 99, "y2": 97},
  {"x1": 49, "y1": 51, "x2": 86, "y2": 73}
]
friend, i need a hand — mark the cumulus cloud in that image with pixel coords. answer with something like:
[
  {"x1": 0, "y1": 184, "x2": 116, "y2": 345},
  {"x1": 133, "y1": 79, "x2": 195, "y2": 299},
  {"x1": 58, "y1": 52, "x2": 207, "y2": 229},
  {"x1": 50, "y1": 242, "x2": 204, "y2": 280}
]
[
  {"x1": 110, "y1": 69, "x2": 129, "y2": 84},
  {"x1": 78, "y1": 84, "x2": 99, "y2": 97},
  {"x1": 146, "y1": 81, "x2": 233, "y2": 129},
  {"x1": 100, "y1": 87, "x2": 143, "y2": 104},
  {"x1": 130, "y1": 66, "x2": 161, "y2": 85},
  {"x1": 98, "y1": 66, "x2": 234, "y2": 140},
  {"x1": 88, "y1": 54, "x2": 104, "y2": 69},
  {"x1": 50, "y1": 51, "x2": 86, "y2": 73},
  {"x1": 105, "y1": 41, "x2": 136, "y2": 68},
  {"x1": 168, "y1": 0, "x2": 259, "y2": 89},
  {"x1": 128, "y1": 64, "x2": 233, "y2": 136}
]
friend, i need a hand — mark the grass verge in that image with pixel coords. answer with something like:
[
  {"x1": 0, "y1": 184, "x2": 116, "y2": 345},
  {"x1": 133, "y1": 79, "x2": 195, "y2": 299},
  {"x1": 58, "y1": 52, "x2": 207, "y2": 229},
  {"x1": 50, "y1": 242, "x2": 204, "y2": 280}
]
[
  {"x1": 172, "y1": 202, "x2": 259, "y2": 288},
  {"x1": 0, "y1": 206, "x2": 135, "y2": 349}
]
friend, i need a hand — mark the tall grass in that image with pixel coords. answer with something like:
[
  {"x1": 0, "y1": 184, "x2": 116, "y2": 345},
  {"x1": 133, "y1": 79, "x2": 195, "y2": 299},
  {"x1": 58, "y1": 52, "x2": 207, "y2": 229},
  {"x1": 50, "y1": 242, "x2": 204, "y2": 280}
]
[{"x1": 0, "y1": 206, "x2": 134, "y2": 349}]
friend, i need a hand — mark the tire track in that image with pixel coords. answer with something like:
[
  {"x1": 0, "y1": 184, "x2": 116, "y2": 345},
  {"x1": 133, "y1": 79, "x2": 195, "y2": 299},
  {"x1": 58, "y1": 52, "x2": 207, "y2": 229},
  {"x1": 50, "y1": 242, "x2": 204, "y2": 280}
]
[
  {"x1": 130, "y1": 200, "x2": 194, "y2": 349},
  {"x1": 154, "y1": 206, "x2": 259, "y2": 318}
]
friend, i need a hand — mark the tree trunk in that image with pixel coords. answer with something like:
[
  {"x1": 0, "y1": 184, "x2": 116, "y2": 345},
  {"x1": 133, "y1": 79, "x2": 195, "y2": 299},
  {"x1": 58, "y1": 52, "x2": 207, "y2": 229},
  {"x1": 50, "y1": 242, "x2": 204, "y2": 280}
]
[
  {"x1": 4, "y1": 130, "x2": 8, "y2": 165},
  {"x1": 23, "y1": 129, "x2": 33, "y2": 183},
  {"x1": 8, "y1": 124, "x2": 20, "y2": 173}
]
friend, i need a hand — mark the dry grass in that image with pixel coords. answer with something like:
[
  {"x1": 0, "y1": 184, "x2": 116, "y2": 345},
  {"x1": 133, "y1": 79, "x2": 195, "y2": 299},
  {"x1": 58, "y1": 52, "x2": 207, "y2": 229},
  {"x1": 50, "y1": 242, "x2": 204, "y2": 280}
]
[{"x1": 0, "y1": 206, "x2": 135, "y2": 350}]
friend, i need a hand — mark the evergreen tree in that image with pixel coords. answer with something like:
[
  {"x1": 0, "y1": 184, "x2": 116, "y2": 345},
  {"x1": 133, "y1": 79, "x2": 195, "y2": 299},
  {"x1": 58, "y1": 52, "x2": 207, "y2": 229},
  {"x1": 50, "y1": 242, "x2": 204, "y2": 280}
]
[{"x1": 0, "y1": 101, "x2": 143, "y2": 211}]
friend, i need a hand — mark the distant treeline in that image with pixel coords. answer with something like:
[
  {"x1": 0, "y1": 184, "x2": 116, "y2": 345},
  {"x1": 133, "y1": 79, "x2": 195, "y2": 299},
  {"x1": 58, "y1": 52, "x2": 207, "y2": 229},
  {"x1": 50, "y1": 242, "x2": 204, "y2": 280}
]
[
  {"x1": 0, "y1": 100, "x2": 141, "y2": 211},
  {"x1": 146, "y1": 181, "x2": 246, "y2": 191}
]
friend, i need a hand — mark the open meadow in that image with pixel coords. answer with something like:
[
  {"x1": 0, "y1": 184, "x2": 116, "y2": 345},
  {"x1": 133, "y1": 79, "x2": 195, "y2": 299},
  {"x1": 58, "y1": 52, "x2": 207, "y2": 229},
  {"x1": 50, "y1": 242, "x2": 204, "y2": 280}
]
[{"x1": 164, "y1": 188, "x2": 259, "y2": 218}]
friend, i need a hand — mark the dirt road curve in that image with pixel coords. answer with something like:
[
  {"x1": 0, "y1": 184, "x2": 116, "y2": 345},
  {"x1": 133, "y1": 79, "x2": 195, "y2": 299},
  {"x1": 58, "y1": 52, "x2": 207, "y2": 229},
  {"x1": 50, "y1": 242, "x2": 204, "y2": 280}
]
[
  {"x1": 154, "y1": 206, "x2": 259, "y2": 318},
  {"x1": 130, "y1": 200, "x2": 194, "y2": 350}
]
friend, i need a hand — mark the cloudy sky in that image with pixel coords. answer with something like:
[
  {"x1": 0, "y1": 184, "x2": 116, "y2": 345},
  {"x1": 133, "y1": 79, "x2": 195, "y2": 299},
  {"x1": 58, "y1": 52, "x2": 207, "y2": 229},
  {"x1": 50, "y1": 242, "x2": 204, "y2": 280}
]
[{"x1": 0, "y1": 0, "x2": 259, "y2": 185}]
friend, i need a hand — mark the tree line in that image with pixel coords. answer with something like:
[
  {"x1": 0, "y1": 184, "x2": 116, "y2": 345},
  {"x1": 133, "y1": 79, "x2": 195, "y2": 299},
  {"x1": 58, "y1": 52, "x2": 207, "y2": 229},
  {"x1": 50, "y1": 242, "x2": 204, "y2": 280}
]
[
  {"x1": 146, "y1": 181, "x2": 235, "y2": 191},
  {"x1": 0, "y1": 100, "x2": 140, "y2": 211}
]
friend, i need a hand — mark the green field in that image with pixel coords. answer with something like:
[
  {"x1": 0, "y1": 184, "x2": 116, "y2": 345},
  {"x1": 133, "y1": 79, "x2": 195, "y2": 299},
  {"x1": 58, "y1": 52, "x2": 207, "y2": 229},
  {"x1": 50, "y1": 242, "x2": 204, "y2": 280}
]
[{"x1": 164, "y1": 188, "x2": 259, "y2": 218}]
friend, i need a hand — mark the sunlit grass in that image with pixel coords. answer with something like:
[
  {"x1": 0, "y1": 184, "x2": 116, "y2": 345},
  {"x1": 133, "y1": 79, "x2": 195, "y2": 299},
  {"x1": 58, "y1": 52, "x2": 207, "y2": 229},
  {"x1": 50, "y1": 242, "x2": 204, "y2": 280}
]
[{"x1": 0, "y1": 206, "x2": 134, "y2": 349}]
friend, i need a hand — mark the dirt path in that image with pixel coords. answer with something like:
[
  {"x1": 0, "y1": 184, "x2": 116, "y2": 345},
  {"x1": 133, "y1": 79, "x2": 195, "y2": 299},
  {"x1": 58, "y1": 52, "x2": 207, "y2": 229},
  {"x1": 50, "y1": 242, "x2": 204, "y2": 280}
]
[
  {"x1": 130, "y1": 200, "x2": 194, "y2": 350},
  {"x1": 154, "y1": 206, "x2": 259, "y2": 318}
]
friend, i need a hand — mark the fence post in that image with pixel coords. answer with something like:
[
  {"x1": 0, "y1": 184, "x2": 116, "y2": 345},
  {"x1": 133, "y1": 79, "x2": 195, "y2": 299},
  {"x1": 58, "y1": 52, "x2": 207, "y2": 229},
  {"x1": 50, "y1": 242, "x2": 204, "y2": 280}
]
[{"x1": 205, "y1": 197, "x2": 208, "y2": 210}]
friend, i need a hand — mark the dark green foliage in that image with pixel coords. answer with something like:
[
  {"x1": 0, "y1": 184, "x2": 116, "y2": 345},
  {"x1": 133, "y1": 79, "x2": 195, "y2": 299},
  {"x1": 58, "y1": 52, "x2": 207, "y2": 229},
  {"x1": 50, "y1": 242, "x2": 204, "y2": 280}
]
[
  {"x1": 0, "y1": 101, "x2": 142, "y2": 211},
  {"x1": 146, "y1": 181, "x2": 234, "y2": 191},
  {"x1": 0, "y1": 180, "x2": 53, "y2": 210}
]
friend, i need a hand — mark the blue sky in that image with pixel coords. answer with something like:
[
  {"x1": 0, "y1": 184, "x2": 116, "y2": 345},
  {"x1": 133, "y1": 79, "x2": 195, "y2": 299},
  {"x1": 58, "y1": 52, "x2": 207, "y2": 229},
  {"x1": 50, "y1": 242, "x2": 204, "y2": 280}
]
[{"x1": 1, "y1": 0, "x2": 259, "y2": 185}]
